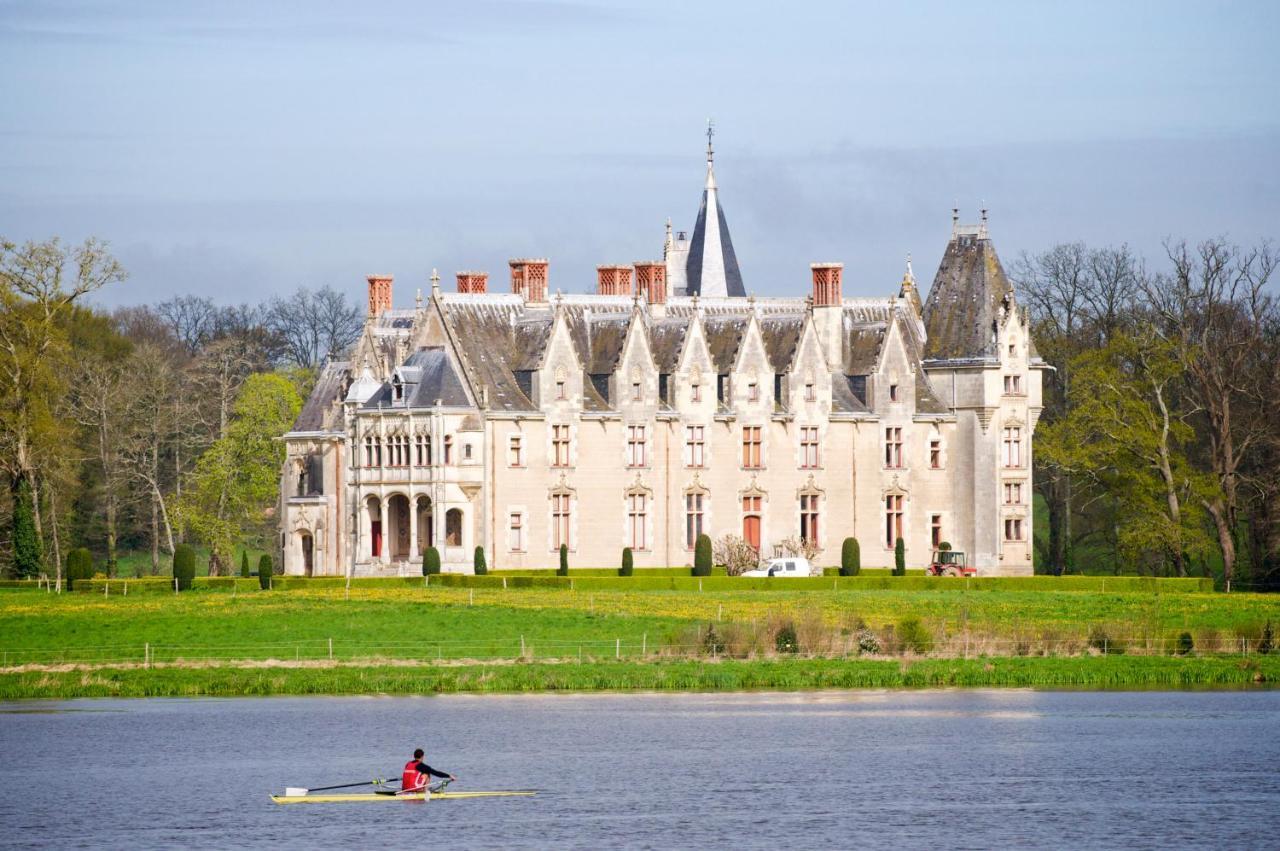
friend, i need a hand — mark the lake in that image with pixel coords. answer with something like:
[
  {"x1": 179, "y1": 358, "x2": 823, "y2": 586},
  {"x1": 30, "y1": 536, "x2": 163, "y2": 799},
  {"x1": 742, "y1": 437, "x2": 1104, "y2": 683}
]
[{"x1": 1, "y1": 690, "x2": 1277, "y2": 849}]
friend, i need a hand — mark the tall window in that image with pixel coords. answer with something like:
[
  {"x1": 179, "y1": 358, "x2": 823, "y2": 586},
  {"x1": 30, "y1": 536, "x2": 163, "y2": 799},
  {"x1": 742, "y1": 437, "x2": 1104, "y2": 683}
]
[
  {"x1": 691, "y1": 382, "x2": 702, "y2": 403},
  {"x1": 415, "y1": 433, "x2": 431, "y2": 466},
  {"x1": 1003, "y1": 427, "x2": 1023, "y2": 468},
  {"x1": 551, "y1": 492, "x2": 571, "y2": 549},
  {"x1": 631, "y1": 382, "x2": 642, "y2": 402},
  {"x1": 889, "y1": 383, "x2": 899, "y2": 401},
  {"x1": 374, "y1": 437, "x2": 383, "y2": 467},
  {"x1": 685, "y1": 492, "x2": 705, "y2": 549},
  {"x1": 885, "y1": 494, "x2": 904, "y2": 548},
  {"x1": 931, "y1": 514, "x2": 942, "y2": 548},
  {"x1": 800, "y1": 493, "x2": 820, "y2": 544},
  {"x1": 742, "y1": 426, "x2": 762, "y2": 469},
  {"x1": 627, "y1": 491, "x2": 648, "y2": 550},
  {"x1": 748, "y1": 382, "x2": 759, "y2": 402},
  {"x1": 393, "y1": 435, "x2": 407, "y2": 467},
  {"x1": 1004, "y1": 517, "x2": 1024, "y2": 541},
  {"x1": 508, "y1": 434, "x2": 524, "y2": 467},
  {"x1": 1004, "y1": 482, "x2": 1024, "y2": 505},
  {"x1": 627, "y1": 425, "x2": 648, "y2": 468},
  {"x1": 805, "y1": 381, "x2": 816, "y2": 402},
  {"x1": 686, "y1": 425, "x2": 705, "y2": 468},
  {"x1": 443, "y1": 435, "x2": 453, "y2": 465},
  {"x1": 552, "y1": 424, "x2": 570, "y2": 467},
  {"x1": 556, "y1": 380, "x2": 566, "y2": 400},
  {"x1": 1004, "y1": 375, "x2": 1023, "y2": 395},
  {"x1": 364, "y1": 436, "x2": 375, "y2": 467},
  {"x1": 508, "y1": 511, "x2": 525, "y2": 552},
  {"x1": 800, "y1": 426, "x2": 820, "y2": 469},
  {"x1": 885, "y1": 427, "x2": 903, "y2": 468},
  {"x1": 929, "y1": 437, "x2": 942, "y2": 469},
  {"x1": 742, "y1": 494, "x2": 763, "y2": 550}
]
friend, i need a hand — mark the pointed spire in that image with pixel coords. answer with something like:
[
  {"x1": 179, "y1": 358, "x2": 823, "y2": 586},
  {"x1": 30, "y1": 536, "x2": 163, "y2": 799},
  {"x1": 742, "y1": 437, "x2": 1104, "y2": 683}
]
[
  {"x1": 685, "y1": 123, "x2": 743, "y2": 297},
  {"x1": 704, "y1": 119, "x2": 717, "y2": 191}
]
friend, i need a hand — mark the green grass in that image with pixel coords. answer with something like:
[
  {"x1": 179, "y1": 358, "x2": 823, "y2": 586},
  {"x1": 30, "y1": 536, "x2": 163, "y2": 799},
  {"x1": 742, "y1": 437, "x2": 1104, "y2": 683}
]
[
  {"x1": 109, "y1": 546, "x2": 268, "y2": 579},
  {"x1": 1, "y1": 656, "x2": 1275, "y2": 699}
]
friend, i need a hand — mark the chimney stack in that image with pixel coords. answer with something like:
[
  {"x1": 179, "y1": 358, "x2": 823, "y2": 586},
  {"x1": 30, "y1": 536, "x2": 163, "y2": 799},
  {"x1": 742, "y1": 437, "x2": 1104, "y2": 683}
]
[
  {"x1": 596, "y1": 265, "x2": 633, "y2": 296},
  {"x1": 810, "y1": 263, "x2": 843, "y2": 307},
  {"x1": 367, "y1": 275, "x2": 393, "y2": 317},
  {"x1": 635, "y1": 261, "x2": 667, "y2": 305},
  {"x1": 456, "y1": 271, "x2": 488, "y2": 294},
  {"x1": 509, "y1": 258, "x2": 549, "y2": 303}
]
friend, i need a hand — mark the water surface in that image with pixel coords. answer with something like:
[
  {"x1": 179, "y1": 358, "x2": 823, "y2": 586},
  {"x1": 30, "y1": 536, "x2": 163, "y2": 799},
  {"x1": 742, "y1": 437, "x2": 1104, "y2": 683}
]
[{"x1": 1, "y1": 690, "x2": 1277, "y2": 849}]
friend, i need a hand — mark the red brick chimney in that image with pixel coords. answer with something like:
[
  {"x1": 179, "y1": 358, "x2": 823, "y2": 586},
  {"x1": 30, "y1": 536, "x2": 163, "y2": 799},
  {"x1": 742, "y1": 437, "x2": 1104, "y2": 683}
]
[
  {"x1": 367, "y1": 275, "x2": 393, "y2": 316},
  {"x1": 810, "y1": 263, "x2": 843, "y2": 307},
  {"x1": 509, "y1": 258, "x2": 549, "y2": 303},
  {"x1": 596, "y1": 265, "x2": 632, "y2": 296},
  {"x1": 456, "y1": 271, "x2": 488, "y2": 294},
  {"x1": 635, "y1": 261, "x2": 667, "y2": 305}
]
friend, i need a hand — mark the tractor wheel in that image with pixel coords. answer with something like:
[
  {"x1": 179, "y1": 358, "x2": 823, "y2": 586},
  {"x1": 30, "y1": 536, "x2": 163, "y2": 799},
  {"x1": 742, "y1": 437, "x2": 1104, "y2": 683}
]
[{"x1": 945, "y1": 567, "x2": 961, "y2": 577}]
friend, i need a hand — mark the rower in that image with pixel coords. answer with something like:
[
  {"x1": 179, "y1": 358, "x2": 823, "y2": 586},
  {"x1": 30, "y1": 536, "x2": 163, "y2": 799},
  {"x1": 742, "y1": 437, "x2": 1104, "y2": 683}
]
[{"x1": 401, "y1": 748, "x2": 456, "y2": 793}]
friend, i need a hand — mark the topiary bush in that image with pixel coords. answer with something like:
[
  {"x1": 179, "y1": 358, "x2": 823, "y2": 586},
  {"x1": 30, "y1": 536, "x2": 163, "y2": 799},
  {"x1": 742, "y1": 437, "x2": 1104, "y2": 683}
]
[
  {"x1": 893, "y1": 537, "x2": 906, "y2": 576},
  {"x1": 240, "y1": 550, "x2": 250, "y2": 578},
  {"x1": 257, "y1": 554, "x2": 273, "y2": 589},
  {"x1": 558, "y1": 544, "x2": 569, "y2": 576},
  {"x1": 896, "y1": 616, "x2": 934, "y2": 654},
  {"x1": 173, "y1": 544, "x2": 196, "y2": 591},
  {"x1": 66, "y1": 548, "x2": 93, "y2": 591},
  {"x1": 840, "y1": 537, "x2": 860, "y2": 577},
  {"x1": 694, "y1": 534, "x2": 713, "y2": 577},
  {"x1": 619, "y1": 547, "x2": 633, "y2": 577},
  {"x1": 473, "y1": 546, "x2": 487, "y2": 576},
  {"x1": 424, "y1": 547, "x2": 441, "y2": 576}
]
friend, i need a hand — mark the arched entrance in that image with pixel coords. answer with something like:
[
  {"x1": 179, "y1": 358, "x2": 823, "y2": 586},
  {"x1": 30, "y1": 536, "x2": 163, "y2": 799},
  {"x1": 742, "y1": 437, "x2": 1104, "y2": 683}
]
[
  {"x1": 387, "y1": 494, "x2": 410, "y2": 560},
  {"x1": 365, "y1": 496, "x2": 382, "y2": 558},
  {"x1": 416, "y1": 496, "x2": 433, "y2": 555},
  {"x1": 445, "y1": 508, "x2": 463, "y2": 547},
  {"x1": 299, "y1": 532, "x2": 314, "y2": 577}
]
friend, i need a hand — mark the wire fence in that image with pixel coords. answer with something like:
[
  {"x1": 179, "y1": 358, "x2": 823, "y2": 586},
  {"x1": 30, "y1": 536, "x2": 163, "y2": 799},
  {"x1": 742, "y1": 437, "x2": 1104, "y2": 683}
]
[{"x1": 0, "y1": 634, "x2": 1272, "y2": 668}]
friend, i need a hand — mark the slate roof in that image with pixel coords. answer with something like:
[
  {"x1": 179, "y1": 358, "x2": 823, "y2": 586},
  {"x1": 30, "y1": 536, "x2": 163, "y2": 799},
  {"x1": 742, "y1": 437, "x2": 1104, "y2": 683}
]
[
  {"x1": 922, "y1": 232, "x2": 1014, "y2": 362},
  {"x1": 291, "y1": 361, "x2": 350, "y2": 432},
  {"x1": 684, "y1": 159, "x2": 745, "y2": 298}
]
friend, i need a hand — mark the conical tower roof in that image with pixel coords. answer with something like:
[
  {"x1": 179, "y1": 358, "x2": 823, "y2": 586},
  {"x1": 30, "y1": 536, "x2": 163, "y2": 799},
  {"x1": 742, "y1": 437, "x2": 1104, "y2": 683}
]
[
  {"x1": 922, "y1": 213, "x2": 1014, "y2": 362},
  {"x1": 685, "y1": 127, "x2": 745, "y2": 298}
]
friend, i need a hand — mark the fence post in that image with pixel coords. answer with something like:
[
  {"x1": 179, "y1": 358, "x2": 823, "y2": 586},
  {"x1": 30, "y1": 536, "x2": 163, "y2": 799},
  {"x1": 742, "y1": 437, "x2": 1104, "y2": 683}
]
[
  {"x1": 469, "y1": 589, "x2": 474, "y2": 606},
  {"x1": 699, "y1": 579, "x2": 703, "y2": 592},
  {"x1": 104, "y1": 582, "x2": 108, "y2": 597},
  {"x1": 520, "y1": 635, "x2": 525, "y2": 657},
  {"x1": 642, "y1": 633, "x2": 647, "y2": 656},
  {"x1": 616, "y1": 638, "x2": 620, "y2": 659},
  {"x1": 328, "y1": 638, "x2": 333, "y2": 661},
  {"x1": 718, "y1": 603, "x2": 722, "y2": 621},
  {"x1": 174, "y1": 577, "x2": 178, "y2": 595},
  {"x1": 144, "y1": 642, "x2": 149, "y2": 669},
  {"x1": 502, "y1": 577, "x2": 507, "y2": 590},
  {"x1": 124, "y1": 582, "x2": 128, "y2": 597}
]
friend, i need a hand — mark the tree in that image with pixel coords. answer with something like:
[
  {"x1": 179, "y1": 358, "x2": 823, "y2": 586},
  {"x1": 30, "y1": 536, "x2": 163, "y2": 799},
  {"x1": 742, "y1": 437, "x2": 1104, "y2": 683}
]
[
  {"x1": 894, "y1": 537, "x2": 905, "y2": 576},
  {"x1": 120, "y1": 343, "x2": 179, "y2": 571},
  {"x1": 695, "y1": 534, "x2": 714, "y2": 576},
  {"x1": 179, "y1": 373, "x2": 301, "y2": 574},
  {"x1": 66, "y1": 547, "x2": 92, "y2": 590},
  {"x1": 558, "y1": 544, "x2": 569, "y2": 576},
  {"x1": 711, "y1": 534, "x2": 752, "y2": 575},
  {"x1": 257, "y1": 553, "x2": 273, "y2": 589},
  {"x1": 620, "y1": 547, "x2": 633, "y2": 576},
  {"x1": 267, "y1": 286, "x2": 362, "y2": 369},
  {"x1": 840, "y1": 537, "x2": 860, "y2": 576},
  {"x1": 775, "y1": 536, "x2": 821, "y2": 566},
  {"x1": 473, "y1": 546, "x2": 487, "y2": 575},
  {"x1": 423, "y1": 547, "x2": 441, "y2": 576},
  {"x1": 240, "y1": 550, "x2": 250, "y2": 578},
  {"x1": 10, "y1": 476, "x2": 41, "y2": 578},
  {"x1": 156, "y1": 295, "x2": 217, "y2": 356},
  {"x1": 173, "y1": 544, "x2": 196, "y2": 591},
  {"x1": 1039, "y1": 330, "x2": 1215, "y2": 575}
]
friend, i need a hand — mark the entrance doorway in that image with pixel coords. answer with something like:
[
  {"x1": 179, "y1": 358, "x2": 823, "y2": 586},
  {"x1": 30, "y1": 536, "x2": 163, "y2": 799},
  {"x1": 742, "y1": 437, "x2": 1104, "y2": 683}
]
[{"x1": 300, "y1": 532, "x2": 314, "y2": 576}]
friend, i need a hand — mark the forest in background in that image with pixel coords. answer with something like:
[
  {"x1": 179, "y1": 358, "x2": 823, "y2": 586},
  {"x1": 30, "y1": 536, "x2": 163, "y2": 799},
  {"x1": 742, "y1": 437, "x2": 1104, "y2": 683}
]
[{"x1": 1, "y1": 234, "x2": 1277, "y2": 589}]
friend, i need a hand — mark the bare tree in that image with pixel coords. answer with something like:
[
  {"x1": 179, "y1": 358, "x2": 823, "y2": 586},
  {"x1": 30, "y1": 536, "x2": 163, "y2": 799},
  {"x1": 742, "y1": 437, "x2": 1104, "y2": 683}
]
[
  {"x1": 122, "y1": 343, "x2": 179, "y2": 570},
  {"x1": 268, "y1": 286, "x2": 362, "y2": 369},
  {"x1": 157, "y1": 295, "x2": 218, "y2": 356}
]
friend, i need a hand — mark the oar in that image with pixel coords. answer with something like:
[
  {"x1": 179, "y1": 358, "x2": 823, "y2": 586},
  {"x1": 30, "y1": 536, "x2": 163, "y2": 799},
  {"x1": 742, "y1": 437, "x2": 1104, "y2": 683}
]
[{"x1": 286, "y1": 778, "x2": 392, "y2": 796}]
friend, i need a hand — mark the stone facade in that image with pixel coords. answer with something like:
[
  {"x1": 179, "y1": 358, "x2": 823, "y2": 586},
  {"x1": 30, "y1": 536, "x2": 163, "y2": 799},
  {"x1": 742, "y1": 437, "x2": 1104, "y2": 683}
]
[{"x1": 279, "y1": 215, "x2": 1045, "y2": 577}]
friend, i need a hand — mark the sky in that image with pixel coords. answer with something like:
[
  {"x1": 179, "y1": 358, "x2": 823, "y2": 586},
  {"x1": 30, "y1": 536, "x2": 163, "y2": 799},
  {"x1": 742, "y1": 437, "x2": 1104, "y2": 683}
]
[{"x1": 1, "y1": 0, "x2": 1277, "y2": 308}]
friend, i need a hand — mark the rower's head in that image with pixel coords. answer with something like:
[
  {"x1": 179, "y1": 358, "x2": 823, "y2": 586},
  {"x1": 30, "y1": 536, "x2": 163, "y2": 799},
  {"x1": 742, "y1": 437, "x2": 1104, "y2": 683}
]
[{"x1": 413, "y1": 748, "x2": 424, "y2": 760}]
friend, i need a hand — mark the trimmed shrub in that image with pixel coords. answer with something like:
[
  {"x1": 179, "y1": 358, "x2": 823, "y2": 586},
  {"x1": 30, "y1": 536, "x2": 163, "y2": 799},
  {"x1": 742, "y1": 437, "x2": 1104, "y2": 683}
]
[
  {"x1": 619, "y1": 547, "x2": 633, "y2": 577},
  {"x1": 240, "y1": 550, "x2": 250, "y2": 579},
  {"x1": 840, "y1": 537, "x2": 860, "y2": 577},
  {"x1": 558, "y1": 544, "x2": 569, "y2": 576},
  {"x1": 694, "y1": 534, "x2": 713, "y2": 577},
  {"x1": 703, "y1": 623, "x2": 726, "y2": 656},
  {"x1": 173, "y1": 544, "x2": 196, "y2": 591},
  {"x1": 66, "y1": 548, "x2": 93, "y2": 591},
  {"x1": 473, "y1": 546, "x2": 487, "y2": 576},
  {"x1": 896, "y1": 616, "x2": 934, "y2": 654},
  {"x1": 423, "y1": 547, "x2": 441, "y2": 576},
  {"x1": 257, "y1": 554, "x2": 273, "y2": 589},
  {"x1": 1176, "y1": 632, "x2": 1194, "y2": 656},
  {"x1": 893, "y1": 537, "x2": 906, "y2": 576}
]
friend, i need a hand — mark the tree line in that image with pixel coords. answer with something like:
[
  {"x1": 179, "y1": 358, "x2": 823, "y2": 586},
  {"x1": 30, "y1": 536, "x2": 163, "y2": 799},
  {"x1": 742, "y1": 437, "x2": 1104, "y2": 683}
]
[
  {"x1": 1015, "y1": 238, "x2": 1279, "y2": 589},
  {"x1": 1, "y1": 237, "x2": 364, "y2": 584}
]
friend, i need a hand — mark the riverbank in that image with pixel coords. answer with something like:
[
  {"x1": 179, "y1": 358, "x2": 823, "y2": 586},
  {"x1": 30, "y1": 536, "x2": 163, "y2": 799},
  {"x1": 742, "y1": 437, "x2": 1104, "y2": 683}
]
[{"x1": 1, "y1": 656, "x2": 1275, "y2": 698}]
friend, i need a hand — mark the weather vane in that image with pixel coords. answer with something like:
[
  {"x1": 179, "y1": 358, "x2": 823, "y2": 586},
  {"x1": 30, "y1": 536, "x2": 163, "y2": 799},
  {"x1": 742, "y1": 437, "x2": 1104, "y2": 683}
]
[{"x1": 706, "y1": 118, "x2": 714, "y2": 163}]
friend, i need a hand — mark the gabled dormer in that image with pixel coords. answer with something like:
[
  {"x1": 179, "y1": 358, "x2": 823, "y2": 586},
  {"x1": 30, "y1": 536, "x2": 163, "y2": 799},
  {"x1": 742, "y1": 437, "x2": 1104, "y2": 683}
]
[
  {"x1": 729, "y1": 312, "x2": 773, "y2": 417},
  {"x1": 537, "y1": 308, "x2": 585, "y2": 413},
  {"x1": 674, "y1": 314, "x2": 716, "y2": 418},
  {"x1": 615, "y1": 309, "x2": 659, "y2": 415},
  {"x1": 788, "y1": 315, "x2": 832, "y2": 415}
]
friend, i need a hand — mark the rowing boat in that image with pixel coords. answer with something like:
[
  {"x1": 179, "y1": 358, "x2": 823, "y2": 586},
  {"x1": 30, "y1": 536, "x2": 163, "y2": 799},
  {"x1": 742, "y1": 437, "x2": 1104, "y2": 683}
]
[{"x1": 271, "y1": 790, "x2": 536, "y2": 804}]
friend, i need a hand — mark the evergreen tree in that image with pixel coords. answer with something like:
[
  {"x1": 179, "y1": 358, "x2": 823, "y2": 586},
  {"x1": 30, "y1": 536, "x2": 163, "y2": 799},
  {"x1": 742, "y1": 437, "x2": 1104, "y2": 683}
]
[
  {"x1": 173, "y1": 544, "x2": 196, "y2": 591},
  {"x1": 894, "y1": 537, "x2": 906, "y2": 576},
  {"x1": 66, "y1": 547, "x2": 92, "y2": 590},
  {"x1": 558, "y1": 544, "x2": 569, "y2": 576},
  {"x1": 240, "y1": 550, "x2": 250, "y2": 578},
  {"x1": 257, "y1": 554, "x2": 273, "y2": 589},
  {"x1": 620, "y1": 547, "x2": 633, "y2": 576},
  {"x1": 694, "y1": 534, "x2": 713, "y2": 576},
  {"x1": 10, "y1": 477, "x2": 41, "y2": 578},
  {"x1": 840, "y1": 537, "x2": 860, "y2": 577},
  {"x1": 473, "y1": 546, "x2": 487, "y2": 576},
  {"x1": 423, "y1": 547, "x2": 441, "y2": 576}
]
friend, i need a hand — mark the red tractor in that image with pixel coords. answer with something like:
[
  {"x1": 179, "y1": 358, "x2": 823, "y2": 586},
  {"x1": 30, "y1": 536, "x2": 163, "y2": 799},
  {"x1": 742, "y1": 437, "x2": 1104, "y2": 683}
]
[{"x1": 926, "y1": 548, "x2": 976, "y2": 577}]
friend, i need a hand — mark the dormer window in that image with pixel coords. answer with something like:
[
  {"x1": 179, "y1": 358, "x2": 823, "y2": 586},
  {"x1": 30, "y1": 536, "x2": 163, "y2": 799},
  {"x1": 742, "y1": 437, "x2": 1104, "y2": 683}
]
[
  {"x1": 889, "y1": 384, "x2": 899, "y2": 402},
  {"x1": 1008, "y1": 343, "x2": 1016, "y2": 358},
  {"x1": 717, "y1": 375, "x2": 728, "y2": 404},
  {"x1": 556, "y1": 380, "x2": 566, "y2": 400},
  {"x1": 632, "y1": 382, "x2": 642, "y2": 402},
  {"x1": 393, "y1": 377, "x2": 403, "y2": 401},
  {"x1": 805, "y1": 382, "x2": 816, "y2": 402},
  {"x1": 748, "y1": 382, "x2": 759, "y2": 402},
  {"x1": 691, "y1": 383, "x2": 701, "y2": 402}
]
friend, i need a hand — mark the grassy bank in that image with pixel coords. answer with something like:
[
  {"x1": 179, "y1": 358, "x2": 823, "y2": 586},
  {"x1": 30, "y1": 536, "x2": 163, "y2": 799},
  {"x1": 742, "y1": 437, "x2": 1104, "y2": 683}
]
[{"x1": 1, "y1": 656, "x2": 1274, "y2": 699}]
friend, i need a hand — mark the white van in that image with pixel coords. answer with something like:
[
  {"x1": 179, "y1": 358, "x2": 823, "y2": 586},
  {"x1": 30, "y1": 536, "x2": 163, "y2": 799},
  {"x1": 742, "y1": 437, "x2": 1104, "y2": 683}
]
[{"x1": 740, "y1": 557, "x2": 816, "y2": 578}]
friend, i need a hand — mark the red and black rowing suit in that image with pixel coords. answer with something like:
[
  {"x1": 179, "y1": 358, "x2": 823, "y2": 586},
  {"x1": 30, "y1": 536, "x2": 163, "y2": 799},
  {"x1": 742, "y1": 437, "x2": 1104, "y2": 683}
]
[{"x1": 402, "y1": 760, "x2": 451, "y2": 792}]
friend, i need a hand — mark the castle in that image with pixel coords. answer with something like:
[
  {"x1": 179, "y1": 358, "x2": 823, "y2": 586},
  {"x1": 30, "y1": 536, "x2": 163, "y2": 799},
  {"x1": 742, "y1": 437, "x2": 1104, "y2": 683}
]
[{"x1": 278, "y1": 141, "x2": 1045, "y2": 576}]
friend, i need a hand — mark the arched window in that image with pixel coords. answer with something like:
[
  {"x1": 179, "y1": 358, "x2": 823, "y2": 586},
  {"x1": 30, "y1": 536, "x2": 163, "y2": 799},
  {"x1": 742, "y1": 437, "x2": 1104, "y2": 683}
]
[{"x1": 445, "y1": 508, "x2": 463, "y2": 546}]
